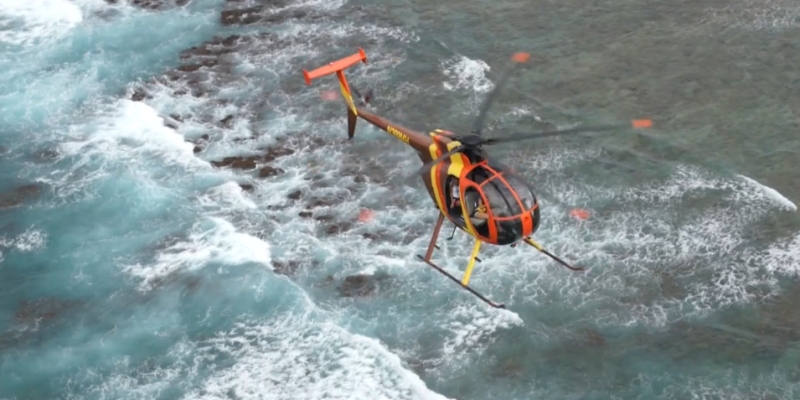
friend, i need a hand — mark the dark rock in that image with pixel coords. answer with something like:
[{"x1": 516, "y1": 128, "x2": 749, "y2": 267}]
[
  {"x1": 0, "y1": 184, "x2": 42, "y2": 210},
  {"x1": 272, "y1": 260, "x2": 301, "y2": 276},
  {"x1": 180, "y1": 35, "x2": 246, "y2": 59},
  {"x1": 306, "y1": 198, "x2": 334, "y2": 208},
  {"x1": 325, "y1": 222, "x2": 352, "y2": 235},
  {"x1": 260, "y1": 9, "x2": 308, "y2": 24},
  {"x1": 131, "y1": 88, "x2": 148, "y2": 101},
  {"x1": 314, "y1": 214, "x2": 334, "y2": 223},
  {"x1": 338, "y1": 273, "x2": 391, "y2": 298},
  {"x1": 176, "y1": 0, "x2": 189, "y2": 5},
  {"x1": 31, "y1": 149, "x2": 59, "y2": 161},
  {"x1": 190, "y1": 134, "x2": 210, "y2": 153},
  {"x1": 173, "y1": 89, "x2": 188, "y2": 96},
  {"x1": 583, "y1": 329, "x2": 607, "y2": 346},
  {"x1": 220, "y1": 6, "x2": 264, "y2": 25},
  {"x1": 361, "y1": 231, "x2": 388, "y2": 241},
  {"x1": 170, "y1": 114, "x2": 184, "y2": 122},
  {"x1": 0, "y1": 146, "x2": 6, "y2": 155},
  {"x1": 219, "y1": 114, "x2": 234, "y2": 128},
  {"x1": 298, "y1": 211, "x2": 312, "y2": 218},
  {"x1": 178, "y1": 59, "x2": 218, "y2": 72},
  {"x1": 211, "y1": 156, "x2": 259, "y2": 170},
  {"x1": 287, "y1": 190, "x2": 302, "y2": 200},
  {"x1": 239, "y1": 183, "x2": 254, "y2": 192},
  {"x1": 15, "y1": 297, "x2": 82, "y2": 323},
  {"x1": 132, "y1": 0, "x2": 162, "y2": 9},
  {"x1": 258, "y1": 166, "x2": 284, "y2": 178},
  {"x1": 150, "y1": 234, "x2": 184, "y2": 252},
  {"x1": 165, "y1": 121, "x2": 178, "y2": 130},
  {"x1": 261, "y1": 146, "x2": 294, "y2": 162}
]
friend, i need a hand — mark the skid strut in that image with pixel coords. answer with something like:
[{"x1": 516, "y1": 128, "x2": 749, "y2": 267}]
[{"x1": 416, "y1": 214, "x2": 506, "y2": 309}]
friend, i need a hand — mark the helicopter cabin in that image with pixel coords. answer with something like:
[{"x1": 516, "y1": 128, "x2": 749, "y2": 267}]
[{"x1": 445, "y1": 161, "x2": 541, "y2": 246}]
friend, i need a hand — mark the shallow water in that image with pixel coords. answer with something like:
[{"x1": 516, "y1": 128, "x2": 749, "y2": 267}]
[{"x1": 1, "y1": 0, "x2": 799, "y2": 399}]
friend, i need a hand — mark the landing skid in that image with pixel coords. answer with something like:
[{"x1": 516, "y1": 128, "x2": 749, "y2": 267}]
[
  {"x1": 416, "y1": 213, "x2": 506, "y2": 309},
  {"x1": 415, "y1": 254, "x2": 506, "y2": 309}
]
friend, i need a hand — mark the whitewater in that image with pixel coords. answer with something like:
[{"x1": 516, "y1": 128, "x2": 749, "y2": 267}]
[{"x1": 2, "y1": 0, "x2": 800, "y2": 399}]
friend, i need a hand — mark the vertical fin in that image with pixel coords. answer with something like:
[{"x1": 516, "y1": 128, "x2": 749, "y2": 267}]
[
  {"x1": 336, "y1": 70, "x2": 358, "y2": 117},
  {"x1": 347, "y1": 106, "x2": 357, "y2": 139},
  {"x1": 301, "y1": 48, "x2": 367, "y2": 140}
]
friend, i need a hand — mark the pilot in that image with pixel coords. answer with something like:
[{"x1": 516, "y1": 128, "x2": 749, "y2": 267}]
[{"x1": 472, "y1": 198, "x2": 489, "y2": 221}]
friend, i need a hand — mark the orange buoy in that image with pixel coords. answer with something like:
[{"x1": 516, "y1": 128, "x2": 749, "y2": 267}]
[
  {"x1": 358, "y1": 209, "x2": 374, "y2": 222},
  {"x1": 512, "y1": 52, "x2": 531, "y2": 63},
  {"x1": 570, "y1": 208, "x2": 591, "y2": 220}
]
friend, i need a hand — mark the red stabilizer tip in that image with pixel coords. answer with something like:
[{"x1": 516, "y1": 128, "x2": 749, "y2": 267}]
[
  {"x1": 358, "y1": 47, "x2": 368, "y2": 64},
  {"x1": 631, "y1": 119, "x2": 653, "y2": 129},
  {"x1": 303, "y1": 69, "x2": 312, "y2": 86}
]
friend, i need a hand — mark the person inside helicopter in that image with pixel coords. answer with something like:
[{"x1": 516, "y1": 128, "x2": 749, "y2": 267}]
[
  {"x1": 448, "y1": 178, "x2": 461, "y2": 215},
  {"x1": 471, "y1": 198, "x2": 489, "y2": 220}
]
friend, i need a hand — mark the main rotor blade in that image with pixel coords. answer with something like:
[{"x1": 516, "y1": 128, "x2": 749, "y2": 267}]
[
  {"x1": 483, "y1": 119, "x2": 653, "y2": 145},
  {"x1": 418, "y1": 145, "x2": 465, "y2": 175},
  {"x1": 470, "y1": 52, "x2": 531, "y2": 136}
]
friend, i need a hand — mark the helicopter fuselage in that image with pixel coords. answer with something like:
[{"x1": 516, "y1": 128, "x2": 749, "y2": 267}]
[{"x1": 354, "y1": 106, "x2": 541, "y2": 246}]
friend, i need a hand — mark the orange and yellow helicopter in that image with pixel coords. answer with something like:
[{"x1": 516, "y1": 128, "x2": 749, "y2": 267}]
[{"x1": 302, "y1": 48, "x2": 652, "y2": 308}]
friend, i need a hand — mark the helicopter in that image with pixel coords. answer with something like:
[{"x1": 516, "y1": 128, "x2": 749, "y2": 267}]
[{"x1": 301, "y1": 48, "x2": 652, "y2": 309}]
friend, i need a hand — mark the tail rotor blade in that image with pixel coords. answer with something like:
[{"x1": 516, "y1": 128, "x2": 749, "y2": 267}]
[
  {"x1": 483, "y1": 119, "x2": 653, "y2": 145},
  {"x1": 470, "y1": 52, "x2": 531, "y2": 136}
]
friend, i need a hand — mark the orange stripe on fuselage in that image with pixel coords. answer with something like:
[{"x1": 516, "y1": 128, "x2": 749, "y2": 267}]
[{"x1": 428, "y1": 134, "x2": 447, "y2": 216}]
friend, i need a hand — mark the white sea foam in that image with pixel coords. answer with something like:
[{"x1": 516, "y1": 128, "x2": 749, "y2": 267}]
[
  {"x1": 122, "y1": 217, "x2": 272, "y2": 290},
  {"x1": 187, "y1": 313, "x2": 453, "y2": 400},
  {"x1": 441, "y1": 55, "x2": 494, "y2": 94},
  {"x1": 198, "y1": 181, "x2": 258, "y2": 210},
  {"x1": 60, "y1": 100, "x2": 209, "y2": 170},
  {"x1": 0, "y1": 227, "x2": 48, "y2": 253},
  {"x1": 703, "y1": 0, "x2": 800, "y2": 31},
  {"x1": 738, "y1": 174, "x2": 797, "y2": 211},
  {"x1": 0, "y1": 0, "x2": 83, "y2": 47}
]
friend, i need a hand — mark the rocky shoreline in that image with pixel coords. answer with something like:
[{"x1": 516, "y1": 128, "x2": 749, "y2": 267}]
[{"x1": 120, "y1": 0, "x2": 391, "y2": 295}]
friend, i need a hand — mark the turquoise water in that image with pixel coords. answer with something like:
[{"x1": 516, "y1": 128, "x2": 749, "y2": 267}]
[{"x1": 1, "y1": 0, "x2": 799, "y2": 399}]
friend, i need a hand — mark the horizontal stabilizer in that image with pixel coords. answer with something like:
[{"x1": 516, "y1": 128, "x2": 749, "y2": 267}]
[{"x1": 303, "y1": 48, "x2": 368, "y2": 86}]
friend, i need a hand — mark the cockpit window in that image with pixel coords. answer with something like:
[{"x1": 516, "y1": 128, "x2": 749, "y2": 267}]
[
  {"x1": 481, "y1": 179, "x2": 522, "y2": 218},
  {"x1": 502, "y1": 173, "x2": 537, "y2": 210}
]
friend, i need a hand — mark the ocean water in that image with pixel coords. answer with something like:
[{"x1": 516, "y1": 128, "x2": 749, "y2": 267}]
[{"x1": 1, "y1": 0, "x2": 799, "y2": 399}]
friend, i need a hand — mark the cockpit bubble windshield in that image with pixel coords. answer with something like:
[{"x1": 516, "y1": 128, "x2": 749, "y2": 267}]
[{"x1": 481, "y1": 180, "x2": 519, "y2": 218}]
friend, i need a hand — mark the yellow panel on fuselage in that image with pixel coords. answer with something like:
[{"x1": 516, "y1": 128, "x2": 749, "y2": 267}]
[{"x1": 427, "y1": 131, "x2": 476, "y2": 237}]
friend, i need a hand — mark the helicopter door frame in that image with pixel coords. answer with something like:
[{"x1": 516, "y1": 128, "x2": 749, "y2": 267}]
[{"x1": 460, "y1": 183, "x2": 493, "y2": 240}]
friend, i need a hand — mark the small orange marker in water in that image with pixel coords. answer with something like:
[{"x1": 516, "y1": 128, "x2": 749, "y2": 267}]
[
  {"x1": 512, "y1": 52, "x2": 531, "y2": 63},
  {"x1": 570, "y1": 208, "x2": 591, "y2": 220},
  {"x1": 358, "y1": 209, "x2": 374, "y2": 222}
]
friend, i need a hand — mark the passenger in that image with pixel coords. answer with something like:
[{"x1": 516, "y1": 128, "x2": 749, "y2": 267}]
[{"x1": 449, "y1": 179, "x2": 461, "y2": 214}]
